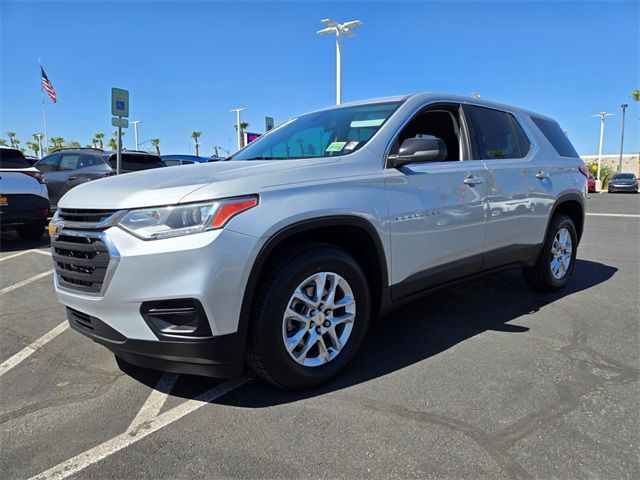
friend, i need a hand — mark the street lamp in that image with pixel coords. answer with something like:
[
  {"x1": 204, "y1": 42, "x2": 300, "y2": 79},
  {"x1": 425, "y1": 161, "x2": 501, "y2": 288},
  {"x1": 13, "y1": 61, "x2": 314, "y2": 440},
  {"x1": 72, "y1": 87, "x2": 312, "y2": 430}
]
[
  {"x1": 230, "y1": 108, "x2": 246, "y2": 151},
  {"x1": 618, "y1": 104, "x2": 628, "y2": 172},
  {"x1": 34, "y1": 133, "x2": 44, "y2": 159},
  {"x1": 317, "y1": 18, "x2": 363, "y2": 105},
  {"x1": 592, "y1": 112, "x2": 613, "y2": 190},
  {"x1": 129, "y1": 120, "x2": 142, "y2": 151}
]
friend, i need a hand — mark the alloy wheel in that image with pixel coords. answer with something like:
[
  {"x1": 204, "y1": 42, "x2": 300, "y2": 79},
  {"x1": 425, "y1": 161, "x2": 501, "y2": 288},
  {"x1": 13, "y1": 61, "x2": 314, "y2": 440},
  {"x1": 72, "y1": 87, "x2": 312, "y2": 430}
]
[{"x1": 282, "y1": 272, "x2": 356, "y2": 367}]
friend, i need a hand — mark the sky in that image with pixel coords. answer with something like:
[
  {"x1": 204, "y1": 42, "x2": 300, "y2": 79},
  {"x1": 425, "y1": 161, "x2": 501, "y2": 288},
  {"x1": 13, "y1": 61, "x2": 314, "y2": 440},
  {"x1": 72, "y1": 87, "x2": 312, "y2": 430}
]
[{"x1": 1, "y1": 0, "x2": 638, "y2": 156}]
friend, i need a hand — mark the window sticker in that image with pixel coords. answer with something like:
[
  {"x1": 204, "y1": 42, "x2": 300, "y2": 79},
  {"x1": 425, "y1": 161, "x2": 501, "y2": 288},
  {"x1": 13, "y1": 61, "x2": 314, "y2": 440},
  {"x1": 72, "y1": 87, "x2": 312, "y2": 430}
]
[
  {"x1": 325, "y1": 141, "x2": 347, "y2": 152},
  {"x1": 350, "y1": 118, "x2": 385, "y2": 128},
  {"x1": 344, "y1": 141, "x2": 359, "y2": 150}
]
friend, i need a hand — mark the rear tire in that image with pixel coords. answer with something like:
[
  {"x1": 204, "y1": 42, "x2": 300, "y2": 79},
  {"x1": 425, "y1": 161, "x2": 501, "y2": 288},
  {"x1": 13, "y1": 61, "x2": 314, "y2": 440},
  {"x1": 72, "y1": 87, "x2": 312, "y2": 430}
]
[
  {"x1": 246, "y1": 242, "x2": 371, "y2": 389},
  {"x1": 522, "y1": 214, "x2": 577, "y2": 292},
  {"x1": 16, "y1": 223, "x2": 45, "y2": 241}
]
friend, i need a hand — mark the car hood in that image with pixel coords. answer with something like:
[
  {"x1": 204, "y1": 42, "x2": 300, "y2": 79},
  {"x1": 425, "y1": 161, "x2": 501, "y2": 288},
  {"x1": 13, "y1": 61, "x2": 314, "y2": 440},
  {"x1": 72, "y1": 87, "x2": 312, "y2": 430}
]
[{"x1": 58, "y1": 157, "x2": 340, "y2": 209}]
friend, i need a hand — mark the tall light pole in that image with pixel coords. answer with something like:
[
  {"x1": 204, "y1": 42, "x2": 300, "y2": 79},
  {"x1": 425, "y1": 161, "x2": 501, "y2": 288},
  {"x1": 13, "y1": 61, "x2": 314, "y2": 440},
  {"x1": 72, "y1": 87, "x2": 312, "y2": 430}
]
[
  {"x1": 592, "y1": 112, "x2": 613, "y2": 191},
  {"x1": 230, "y1": 108, "x2": 246, "y2": 151},
  {"x1": 618, "y1": 104, "x2": 628, "y2": 172},
  {"x1": 129, "y1": 120, "x2": 142, "y2": 151},
  {"x1": 34, "y1": 133, "x2": 44, "y2": 159},
  {"x1": 317, "y1": 18, "x2": 363, "y2": 105}
]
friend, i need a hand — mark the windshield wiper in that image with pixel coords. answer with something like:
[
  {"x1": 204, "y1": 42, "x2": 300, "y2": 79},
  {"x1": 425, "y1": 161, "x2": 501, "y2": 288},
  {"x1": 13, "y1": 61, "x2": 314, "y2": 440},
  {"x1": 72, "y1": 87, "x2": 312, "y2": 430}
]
[{"x1": 243, "y1": 156, "x2": 290, "y2": 160}]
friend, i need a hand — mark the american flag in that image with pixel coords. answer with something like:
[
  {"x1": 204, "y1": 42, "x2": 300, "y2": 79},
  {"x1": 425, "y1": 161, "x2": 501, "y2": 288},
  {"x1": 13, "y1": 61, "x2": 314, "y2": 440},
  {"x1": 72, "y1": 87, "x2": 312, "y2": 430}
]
[{"x1": 40, "y1": 66, "x2": 57, "y2": 103}]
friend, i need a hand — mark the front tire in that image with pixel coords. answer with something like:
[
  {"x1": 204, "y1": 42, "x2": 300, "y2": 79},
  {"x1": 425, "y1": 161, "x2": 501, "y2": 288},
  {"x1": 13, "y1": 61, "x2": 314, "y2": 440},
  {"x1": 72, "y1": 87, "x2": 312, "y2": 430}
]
[
  {"x1": 246, "y1": 243, "x2": 371, "y2": 389},
  {"x1": 522, "y1": 214, "x2": 577, "y2": 292}
]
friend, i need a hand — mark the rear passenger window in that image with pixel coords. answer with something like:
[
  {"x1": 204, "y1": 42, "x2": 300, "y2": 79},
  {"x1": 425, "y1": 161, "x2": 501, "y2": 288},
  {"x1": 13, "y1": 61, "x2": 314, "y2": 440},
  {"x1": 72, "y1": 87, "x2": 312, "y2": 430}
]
[
  {"x1": 531, "y1": 117, "x2": 579, "y2": 158},
  {"x1": 465, "y1": 105, "x2": 530, "y2": 160}
]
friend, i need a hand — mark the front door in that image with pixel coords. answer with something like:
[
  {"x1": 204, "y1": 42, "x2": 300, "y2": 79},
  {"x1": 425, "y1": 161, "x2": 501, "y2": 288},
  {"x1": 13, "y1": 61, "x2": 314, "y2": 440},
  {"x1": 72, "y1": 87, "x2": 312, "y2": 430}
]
[{"x1": 385, "y1": 104, "x2": 487, "y2": 300}]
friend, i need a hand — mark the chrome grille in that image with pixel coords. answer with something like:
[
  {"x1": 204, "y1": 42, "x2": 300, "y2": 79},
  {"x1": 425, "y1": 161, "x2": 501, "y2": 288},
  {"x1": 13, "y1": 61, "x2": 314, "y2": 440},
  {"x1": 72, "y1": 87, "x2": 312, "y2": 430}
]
[
  {"x1": 52, "y1": 232, "x2": 113, "y2": 294},
  {"x1": 57, "y1": 209, "x2": 119, "y2": 230}
]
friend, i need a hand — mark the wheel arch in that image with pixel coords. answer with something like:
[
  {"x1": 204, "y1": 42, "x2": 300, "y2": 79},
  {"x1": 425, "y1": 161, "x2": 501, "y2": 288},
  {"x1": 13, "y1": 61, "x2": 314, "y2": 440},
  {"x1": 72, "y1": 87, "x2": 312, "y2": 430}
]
[
  {"x1": 547, "y1": 192, "x2": 585, "y2": 244},
  {"x1": 237, "y1": 216, "x2": 389, "y2": 337}
]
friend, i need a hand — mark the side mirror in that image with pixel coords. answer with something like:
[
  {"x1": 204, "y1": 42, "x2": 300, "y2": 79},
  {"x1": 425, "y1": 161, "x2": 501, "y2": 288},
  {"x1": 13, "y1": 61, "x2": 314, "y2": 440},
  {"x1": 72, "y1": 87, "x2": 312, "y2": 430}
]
[{"x1": 387, "y1": 137, "x2": 448, "y2": 169}]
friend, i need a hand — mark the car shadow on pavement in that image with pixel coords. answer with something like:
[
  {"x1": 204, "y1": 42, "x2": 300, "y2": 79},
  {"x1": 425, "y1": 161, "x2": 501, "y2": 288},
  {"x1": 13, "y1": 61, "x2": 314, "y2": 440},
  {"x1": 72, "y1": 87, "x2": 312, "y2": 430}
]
[
  {"x1": 124, "y1": 259, "x2": 617, "y2": 405},
  {"x1": 0, "y1": 231, "x2": 51, "y2": 252}
]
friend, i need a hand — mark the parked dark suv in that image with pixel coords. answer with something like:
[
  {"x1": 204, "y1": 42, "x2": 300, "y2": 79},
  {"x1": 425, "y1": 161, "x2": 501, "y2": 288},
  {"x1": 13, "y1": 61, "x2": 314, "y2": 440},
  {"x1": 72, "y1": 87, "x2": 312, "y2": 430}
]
[{"x1": 35, "y1": 148, "x2": 166, "y2": 208}]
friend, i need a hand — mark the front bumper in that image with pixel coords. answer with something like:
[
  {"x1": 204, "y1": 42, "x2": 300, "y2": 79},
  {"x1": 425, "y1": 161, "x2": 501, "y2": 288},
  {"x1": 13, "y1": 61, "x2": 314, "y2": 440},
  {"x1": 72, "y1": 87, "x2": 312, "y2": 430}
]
[
  {"x1": 67, "y1": 307, "x2": 244, "y2": 377},
  {"x1": 608, "y1": 184, "x2": 638, "y2": 192},
  {"x1": 53, "y1": 223, "x2": 263, "y2": 377}
]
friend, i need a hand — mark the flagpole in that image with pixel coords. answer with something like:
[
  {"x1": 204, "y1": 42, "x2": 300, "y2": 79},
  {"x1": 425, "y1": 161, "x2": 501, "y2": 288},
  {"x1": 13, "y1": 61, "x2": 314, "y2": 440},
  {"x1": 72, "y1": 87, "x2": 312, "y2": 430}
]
[{"x1": 39, "y1": 59, "x2": 49, "y2": 151}]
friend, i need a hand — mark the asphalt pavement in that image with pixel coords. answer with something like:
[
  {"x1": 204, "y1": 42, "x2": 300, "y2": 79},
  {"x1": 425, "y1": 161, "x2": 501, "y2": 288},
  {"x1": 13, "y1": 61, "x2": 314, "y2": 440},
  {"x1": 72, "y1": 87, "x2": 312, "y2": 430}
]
[{"x1": 0, "y1": 192, "x2": 638, "y2": 479}]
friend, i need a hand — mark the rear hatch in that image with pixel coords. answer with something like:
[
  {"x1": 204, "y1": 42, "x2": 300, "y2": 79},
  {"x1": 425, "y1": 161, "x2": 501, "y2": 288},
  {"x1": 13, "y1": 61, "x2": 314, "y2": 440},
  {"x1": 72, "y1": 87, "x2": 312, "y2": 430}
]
[
  {"x1": 0, "y1": 148, "x2": 47, "y2": 208},
  {"x1": 107, "y1": 153, "x2": 166, "y2": 173}
]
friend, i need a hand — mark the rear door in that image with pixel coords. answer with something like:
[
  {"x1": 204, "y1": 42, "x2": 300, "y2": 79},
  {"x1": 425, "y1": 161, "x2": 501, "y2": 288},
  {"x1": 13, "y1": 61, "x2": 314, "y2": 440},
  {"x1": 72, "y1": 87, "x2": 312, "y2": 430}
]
[
  {"x1": 385, "y1": 103, "x2": 487, "y2": 299},
  {"x1": 463, "y1": 104, "x2": 546, "y2": 269},
  {"x1": 35, "y1": 154, "x2": 63, "y2": 205}
]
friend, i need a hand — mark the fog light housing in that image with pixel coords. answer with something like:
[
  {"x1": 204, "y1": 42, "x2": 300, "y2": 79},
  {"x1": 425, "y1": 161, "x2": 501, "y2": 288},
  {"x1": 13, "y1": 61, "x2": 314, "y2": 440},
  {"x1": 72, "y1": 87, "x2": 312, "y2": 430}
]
[{"x1": 140, "y1": 299, "x2": 211, "y2": 339}]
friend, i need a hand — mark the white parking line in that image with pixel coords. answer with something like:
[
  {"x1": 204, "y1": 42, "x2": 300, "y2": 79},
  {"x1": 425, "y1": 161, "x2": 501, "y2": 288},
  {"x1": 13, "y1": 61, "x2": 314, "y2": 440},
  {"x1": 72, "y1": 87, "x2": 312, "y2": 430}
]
[
  {"x1": 0, "y1": 321, "x2": 69, "y2": 377},
  {"x1": 0, "y1": 269, "x2": 54, "y2": 296},
  {"x1": 0, "y1": 250, "x2": 32, "y2": 262},
  {"x1": 0, "y1": 248, "x2": 51, "y2": 262},
  {"x1": 30, "y1": 248, "x2": 52, "y2": 256},
  {"x1": 29, "y1": 376, "x2": 251, "y2": 480},
  {"x1": 127, "y1": 373, "x2": 179, "y2": 429},
  {"x1": 586, "y1": 213, "x2": 640, "y2": 218}
]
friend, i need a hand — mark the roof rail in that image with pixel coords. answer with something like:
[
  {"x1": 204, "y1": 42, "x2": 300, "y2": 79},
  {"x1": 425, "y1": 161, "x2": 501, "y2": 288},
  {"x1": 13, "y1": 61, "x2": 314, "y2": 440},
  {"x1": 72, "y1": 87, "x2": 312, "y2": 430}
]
[{"x1": 50, "y1": 147, "x2": 105, "y2": 153}]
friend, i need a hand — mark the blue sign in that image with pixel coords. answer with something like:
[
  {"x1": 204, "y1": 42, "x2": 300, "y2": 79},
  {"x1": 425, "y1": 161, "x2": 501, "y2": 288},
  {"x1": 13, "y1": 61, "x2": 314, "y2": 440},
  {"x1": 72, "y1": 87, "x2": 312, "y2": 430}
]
[{"x1": 116, "y1": 100, "x2": 125, "y2": 111}]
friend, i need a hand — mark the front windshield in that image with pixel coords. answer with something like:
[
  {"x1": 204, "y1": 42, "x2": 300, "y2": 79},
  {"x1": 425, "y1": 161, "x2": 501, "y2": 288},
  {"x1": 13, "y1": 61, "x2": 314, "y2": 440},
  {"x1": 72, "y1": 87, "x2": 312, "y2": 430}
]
[
  {"x1": 612, "y1": 173, "x2": 635, "y2": 180},
  {"x1": 231, "y1": 101, "x2": 401, "y2": 161}
]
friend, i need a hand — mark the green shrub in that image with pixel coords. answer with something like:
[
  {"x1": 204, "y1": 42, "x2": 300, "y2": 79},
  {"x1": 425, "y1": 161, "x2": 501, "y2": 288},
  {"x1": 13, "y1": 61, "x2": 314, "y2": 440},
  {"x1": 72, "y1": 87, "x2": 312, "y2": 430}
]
[{"x1": 586, "y1": 161, "x2": 616, "y2": 188}]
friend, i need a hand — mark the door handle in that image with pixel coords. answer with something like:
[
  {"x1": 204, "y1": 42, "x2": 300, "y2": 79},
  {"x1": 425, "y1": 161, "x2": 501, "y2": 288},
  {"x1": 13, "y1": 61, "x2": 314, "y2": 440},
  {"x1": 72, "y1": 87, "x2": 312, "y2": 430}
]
[
  {"x1": 464, "y1": 176, "x2": 484, "y2": 186},
  {"x1": 535, "y1": 171, "x2": 549, "y2": 179},
  {"x1": 67, "y1": 176, "x2": 77, "y2": 181}
]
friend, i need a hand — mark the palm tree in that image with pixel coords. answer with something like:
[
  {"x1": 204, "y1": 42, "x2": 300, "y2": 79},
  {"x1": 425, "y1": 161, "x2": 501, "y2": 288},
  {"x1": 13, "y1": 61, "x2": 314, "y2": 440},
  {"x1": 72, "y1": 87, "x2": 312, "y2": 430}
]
[
  {"x1": 191, "y1": 131, "x2": 202, "y2": 156},
  {"x1": 0, "y1": 138, "x2": 7, "y2": 146},
  {"x1": 50, "y1": 137, "x2": 65, "y2": 150},
  {"x1": 67, "y1": 140, "x2": 81, "y2": 148},
  {"x1": 233, "y1": 122, "x2": 250, "y2": 147},
  {"x1": 150, "y1": 138, "x2": 161, "y2": 155},
  {"x1": 108, "y1": 138, "x2": 117, "y2": 150},
  {"x1": 7, "y1": 131, "x2": 17, "y2": 148},
  {"x1": 631, "y1": 89, "x2": 640, "y2": 102},
  {"x1": 26, "y1": 140, "x2": 39, "y2": 157},
  {"x1": 94, "y1": 132, "x2": 104, "y2": 149}
]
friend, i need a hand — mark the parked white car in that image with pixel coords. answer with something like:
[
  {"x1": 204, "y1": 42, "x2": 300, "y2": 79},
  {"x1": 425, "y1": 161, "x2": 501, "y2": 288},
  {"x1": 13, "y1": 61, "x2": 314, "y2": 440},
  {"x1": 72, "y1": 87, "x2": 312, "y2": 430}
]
[{"x1": 0, "y1": 146, "x2": 50, "y2": 240}]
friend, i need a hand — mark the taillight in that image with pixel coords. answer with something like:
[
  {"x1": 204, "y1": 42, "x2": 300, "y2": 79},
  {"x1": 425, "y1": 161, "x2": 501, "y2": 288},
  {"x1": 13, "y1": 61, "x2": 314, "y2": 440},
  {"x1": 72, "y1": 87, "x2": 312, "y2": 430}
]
[
  {"x1": 578, "y1": 164, "x2": 589, "y2": 178},
  {"x1": 22, "y1": 171, "x2": 46, "y2": 184}
]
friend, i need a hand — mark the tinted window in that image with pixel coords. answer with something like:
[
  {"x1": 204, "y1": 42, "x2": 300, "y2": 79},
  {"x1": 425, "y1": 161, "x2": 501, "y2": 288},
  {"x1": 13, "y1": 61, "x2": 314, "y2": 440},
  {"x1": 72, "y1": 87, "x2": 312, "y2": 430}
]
[
  {"x1": 465, "y1": 105, "x2": 531, "y2": 159},
  {"x1": 0, "y1": 148, "x2": 31, "y2": 168},
  {"x1": 531, "y1": 117, "x2": 579, "y2": 158},
  {"x1": 163, "y1": 159, "x2": 182, "y2": 167},
  {"x1": 58, "y1": 153, "x2": 81, "y2": 171},
  {"x1": 108, "y1": 154, "x2": 166, "y2": 171},
  {"x1": 35, "y1": 154, "x2": 60, "y2": 172},
  {"x1": 612, "y1": 173, "x2": 636, "y2": 180}
]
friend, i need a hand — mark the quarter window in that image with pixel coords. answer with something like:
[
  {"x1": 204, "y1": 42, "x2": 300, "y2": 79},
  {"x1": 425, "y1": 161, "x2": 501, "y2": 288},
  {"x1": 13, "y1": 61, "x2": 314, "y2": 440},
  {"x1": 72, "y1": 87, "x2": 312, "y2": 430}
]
[
  {"x1": 465, "y1": 105, "x2": 531, "y2": 160},
  {"x1": 531, "y1": 117, "x2": 579, "y2": 158}
]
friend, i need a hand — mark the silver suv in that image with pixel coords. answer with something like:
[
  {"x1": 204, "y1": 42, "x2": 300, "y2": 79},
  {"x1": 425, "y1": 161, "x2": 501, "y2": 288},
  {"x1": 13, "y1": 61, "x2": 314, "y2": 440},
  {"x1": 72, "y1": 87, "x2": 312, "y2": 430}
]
[{"x1": 50, "y1": 94, "x2": 587, "y2": 389}]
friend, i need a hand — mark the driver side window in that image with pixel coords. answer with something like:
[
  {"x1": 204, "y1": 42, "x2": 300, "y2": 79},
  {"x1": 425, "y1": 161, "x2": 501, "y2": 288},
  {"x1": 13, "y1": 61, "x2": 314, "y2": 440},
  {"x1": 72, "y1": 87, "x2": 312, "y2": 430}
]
[{"x1": 391, "y1": 105, "x2": 463, "y2": 161}]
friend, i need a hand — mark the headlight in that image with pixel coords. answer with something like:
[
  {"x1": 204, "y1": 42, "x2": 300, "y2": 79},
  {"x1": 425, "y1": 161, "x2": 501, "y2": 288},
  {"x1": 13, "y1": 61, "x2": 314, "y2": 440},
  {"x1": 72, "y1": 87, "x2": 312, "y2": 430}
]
[{"x1": 118, "y1": 196, "x2": 258, "y2": 240}]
